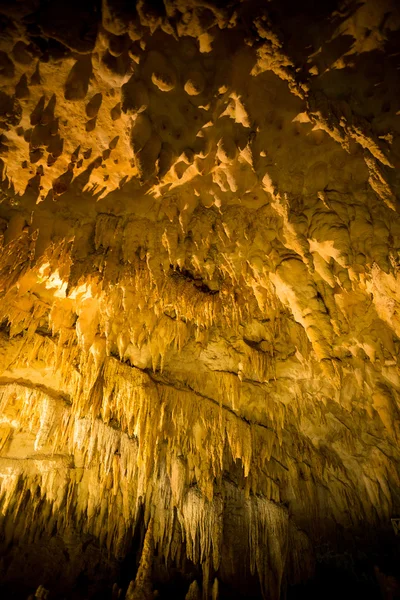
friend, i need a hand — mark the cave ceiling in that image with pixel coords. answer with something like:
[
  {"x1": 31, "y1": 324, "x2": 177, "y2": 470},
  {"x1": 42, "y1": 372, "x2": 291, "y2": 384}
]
[{"x1": 0, "y1": 0, "x2": 399, "y2": 598}]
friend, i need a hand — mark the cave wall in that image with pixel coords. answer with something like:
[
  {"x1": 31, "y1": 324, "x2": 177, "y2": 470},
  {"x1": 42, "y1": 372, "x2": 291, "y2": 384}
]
[{"x1": 0, "y1": 0, "x2": 399, "y2": 598}]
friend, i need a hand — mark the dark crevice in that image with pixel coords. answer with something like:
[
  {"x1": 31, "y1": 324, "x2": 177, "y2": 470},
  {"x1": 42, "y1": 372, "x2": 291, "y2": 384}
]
[{"x1": 169, "y1": 264, "x2": 219, "y2": 295}]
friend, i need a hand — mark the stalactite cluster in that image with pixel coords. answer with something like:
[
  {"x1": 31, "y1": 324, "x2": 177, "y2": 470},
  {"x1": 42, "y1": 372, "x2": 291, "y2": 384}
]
[{"x1": 0, "y1": 0, "x2": 399, "y2": 598}]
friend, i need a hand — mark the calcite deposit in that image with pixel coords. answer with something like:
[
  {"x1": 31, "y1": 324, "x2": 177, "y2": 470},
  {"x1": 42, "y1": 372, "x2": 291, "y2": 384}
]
[{"x1": 0, "y1": 0, "x2": 399, "y2": 598}]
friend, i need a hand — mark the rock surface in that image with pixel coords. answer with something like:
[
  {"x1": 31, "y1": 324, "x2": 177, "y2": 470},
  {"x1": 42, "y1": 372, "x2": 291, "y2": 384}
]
[{"x1": 0, "y1": 0, "x2": 399, "y2": 598}]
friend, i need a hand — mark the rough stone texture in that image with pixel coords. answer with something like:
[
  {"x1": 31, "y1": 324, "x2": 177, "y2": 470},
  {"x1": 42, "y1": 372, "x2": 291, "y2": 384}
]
[{"x1": 0, "y1": 0, "x2": 399, "y2": 598}]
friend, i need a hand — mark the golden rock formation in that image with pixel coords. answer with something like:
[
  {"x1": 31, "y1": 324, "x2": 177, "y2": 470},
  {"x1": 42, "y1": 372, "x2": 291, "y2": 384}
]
[{"x1": 0, "y1": 0, "x2": 399, "y2": 598}]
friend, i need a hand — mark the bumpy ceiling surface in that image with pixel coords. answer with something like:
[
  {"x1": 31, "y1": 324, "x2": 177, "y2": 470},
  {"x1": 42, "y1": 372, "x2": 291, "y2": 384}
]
[{"x1": 0, "y1": 0, "x2": 399, "y2": 598}]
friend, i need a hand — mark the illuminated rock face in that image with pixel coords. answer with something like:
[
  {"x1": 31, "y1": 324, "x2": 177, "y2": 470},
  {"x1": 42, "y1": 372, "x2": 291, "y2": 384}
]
[{"x1": 0, "y1": 0, "x2": 399, "y2": 597}]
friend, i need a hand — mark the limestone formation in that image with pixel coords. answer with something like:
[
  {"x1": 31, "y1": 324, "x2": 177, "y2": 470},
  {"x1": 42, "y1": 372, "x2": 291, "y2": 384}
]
[{"x1": 0, "y1": 0, "x2": 399, "y2": 598}]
